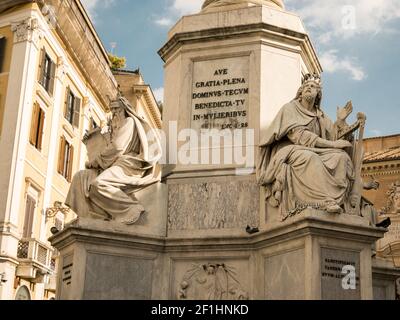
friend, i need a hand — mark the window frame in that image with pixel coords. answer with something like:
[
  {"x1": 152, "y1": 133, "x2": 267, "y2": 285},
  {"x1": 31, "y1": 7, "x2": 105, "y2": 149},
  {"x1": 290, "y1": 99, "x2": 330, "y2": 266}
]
[
  {"x1": 29, "y1": 102, "x2": 46, "y2": 152},
  {"x1": 38, "y1": 48, "x2": 56, "y2": 96},
  {"x1": 64, "y1": 87, "x2": 81, "y2": 128},
  {"x1": 22, "y1": 185, "x2": 40, "y2": 239},
  {"x1": 0, "y1": 35, "x2": 6, "y2": 73},
  {"x1": 57, "y1": 136, "x2": 74, "y2": 182}
]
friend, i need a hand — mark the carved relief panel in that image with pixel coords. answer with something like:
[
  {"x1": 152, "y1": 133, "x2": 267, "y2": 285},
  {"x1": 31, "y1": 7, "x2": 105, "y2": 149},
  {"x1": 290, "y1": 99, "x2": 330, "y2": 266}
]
[
  {"x1": 381, "y1": 181, "x2": 400, "y2": 215},
  {"x1": 174, "y1": 261, "x2": 250, "y2": 300}
]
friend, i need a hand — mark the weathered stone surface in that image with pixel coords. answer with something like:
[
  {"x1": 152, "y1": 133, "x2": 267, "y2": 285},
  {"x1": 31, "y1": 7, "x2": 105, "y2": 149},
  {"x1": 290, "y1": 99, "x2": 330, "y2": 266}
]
[
  {"x1": 264, "y1": 248, "x2": 305, "y2": 300},
  {"x1": 83, "y1": 253, "x2": 154, "y2": 300},
  {"x1": 50, "y1": 209, "x2": 397, "y2": 300},
  {"x1": 168, "y1": 180, "x2": 259, "y2": 230}
]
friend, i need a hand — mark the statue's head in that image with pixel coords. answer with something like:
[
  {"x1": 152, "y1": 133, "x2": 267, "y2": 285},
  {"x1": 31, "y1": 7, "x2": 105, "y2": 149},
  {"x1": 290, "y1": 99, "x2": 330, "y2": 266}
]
[
  {"x1": 295, "y1": 74, "x2": 323, "y2": 109},
  {"x1": 110, "y1": 95, "x2": 136, "y2": 120},
  {"x1": 110, "y1": 99, "x2": 127, "y2": 123}
]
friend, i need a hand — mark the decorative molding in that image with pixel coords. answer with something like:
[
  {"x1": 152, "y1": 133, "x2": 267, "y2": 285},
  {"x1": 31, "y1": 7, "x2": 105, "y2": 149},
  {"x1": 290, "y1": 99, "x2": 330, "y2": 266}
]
[
  {"x1": 178, "y1": 263, "x2": 249, "y2": 300},
  {"x1": 36, "y1": 86, "x2": 54, "y2": 108},
  {"x1": 56, "y1": 57, "x2": 67, "y2": 81},
  {"x1": 25, "y1": 177, "x2": 45, "y2": 193},
  {"x1": 11, "y1": 18, "x2": 42, "y2": 46},
  {"x1": 82, "y1": 96, "x2": 90, "y2": 107}
]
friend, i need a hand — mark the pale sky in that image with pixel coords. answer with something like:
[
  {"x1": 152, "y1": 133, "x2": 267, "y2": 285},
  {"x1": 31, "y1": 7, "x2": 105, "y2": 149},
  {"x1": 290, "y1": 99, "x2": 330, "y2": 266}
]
[{"x1": 82, "y1": 0, "x2": 400, "y2": 138}]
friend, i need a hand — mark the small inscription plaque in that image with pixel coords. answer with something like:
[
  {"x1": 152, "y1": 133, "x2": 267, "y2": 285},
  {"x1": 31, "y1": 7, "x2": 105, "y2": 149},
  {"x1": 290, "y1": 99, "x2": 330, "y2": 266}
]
[
  {"x1": 62, "y1": 254, "x2": 73, "y2": 286},
  {"x1": 321, "y1": 248, "x2": 361, "y2": 300},
  {"x1": 59, "y1": 253, "x2": 74, "y2": 299},
  {"x1": 191, "y1": 56, "x2": 249, "y2": 132}
]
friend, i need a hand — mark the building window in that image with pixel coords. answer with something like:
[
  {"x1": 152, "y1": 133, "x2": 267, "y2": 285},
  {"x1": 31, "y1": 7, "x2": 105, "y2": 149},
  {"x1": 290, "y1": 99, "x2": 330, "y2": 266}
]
[
  {"x1": 57, "y1": 136, "x2": 74, "y2": 182},
  {"x1": 29, "y1": 103, "x2": 45, "y2": 151},
  {"x1": 64, "y1": 88, "x2": 81, "y2": 128},
  {"x1": 38, "y1": 48, "x2": 56, "y2": 95},
  {"x1": 0, "y1": 36, "x2": 6, "y2": 73},
  {"x1": 23, "y1": 187, "x2": 39, "y2": 239}
]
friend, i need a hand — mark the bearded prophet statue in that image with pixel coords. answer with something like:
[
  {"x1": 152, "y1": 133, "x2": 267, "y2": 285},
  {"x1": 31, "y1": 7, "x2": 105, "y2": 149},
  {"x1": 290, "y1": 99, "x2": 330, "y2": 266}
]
[
  {"x1": 257, "y1": 74, "x2": 365, "y2": 221},
  {"x1": 65, "y1": 96, "x2": 162, "y2": 225}
]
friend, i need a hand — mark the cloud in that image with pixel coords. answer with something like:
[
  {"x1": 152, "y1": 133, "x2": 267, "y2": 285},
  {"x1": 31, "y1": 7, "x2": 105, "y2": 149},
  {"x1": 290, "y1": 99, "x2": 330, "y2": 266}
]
[
  {"x1": 81, "y1": 0, "x2": 115, "y2": 20},
  {"x1": 172, "y1": 0, "x2": 203, "y2": 15},
  {"x1": 285, "y1": 0, "x2": 400, "y2": 41},
  {"x1": 155, "y1": 17, "x2": 174, "y2": 27},
  {"x1": 320, "y1": 50, "x2": 366, "y2": 81},
  {"x1": 153, "y1": 87, "x2": 164, "y2": 103},
  {"x1": 283, "y1": 0, "x2": 400, "y2": 81},
  {"x1": 154, "y1": 0, "x2": 203, "y2": 28}
]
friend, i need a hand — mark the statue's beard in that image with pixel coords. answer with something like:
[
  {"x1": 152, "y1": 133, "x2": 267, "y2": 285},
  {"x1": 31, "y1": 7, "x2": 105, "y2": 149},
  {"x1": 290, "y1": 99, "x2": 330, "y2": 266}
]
[
  {"x1": 303, "y1": 93, "x2": 316, "y2": 104},
  {"x1": 111, "y1": 115, "x2": 123, "y2": 130}
]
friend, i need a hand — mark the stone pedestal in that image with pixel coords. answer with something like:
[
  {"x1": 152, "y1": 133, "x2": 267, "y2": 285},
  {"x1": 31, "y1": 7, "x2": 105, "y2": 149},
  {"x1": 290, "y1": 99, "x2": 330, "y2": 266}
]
[
  {"x1": 262, "y1": 210, "x2": 383, "y2": 300},
  {"x1": 50, "y1": 209, "x2": 393, "y2": 300}
]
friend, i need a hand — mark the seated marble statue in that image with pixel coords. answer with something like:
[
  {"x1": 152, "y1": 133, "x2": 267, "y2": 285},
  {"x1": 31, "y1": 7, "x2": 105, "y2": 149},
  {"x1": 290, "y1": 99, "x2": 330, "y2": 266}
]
[
  {"x1": 65, "y1": 96, "x2": 162, "y2": 225},
  {"x1": 257, "y1": 74, "x2": 356, "y2": 221}
]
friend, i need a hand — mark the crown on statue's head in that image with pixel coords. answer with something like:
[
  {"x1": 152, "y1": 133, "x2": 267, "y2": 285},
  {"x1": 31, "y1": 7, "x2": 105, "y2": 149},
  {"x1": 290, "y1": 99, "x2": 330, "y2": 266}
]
[{"x1": 302, "y1": 73, "x2": 322, "y2": 85}]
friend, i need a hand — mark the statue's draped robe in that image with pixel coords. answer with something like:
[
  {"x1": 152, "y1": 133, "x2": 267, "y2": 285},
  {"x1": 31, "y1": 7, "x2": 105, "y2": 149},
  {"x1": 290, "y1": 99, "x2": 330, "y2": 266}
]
[
  {"x1": 257, "y1": 100, "x2": 355, "y2": 220},
  {"x1": 65, "y1": 114, "x2": 161, "y2": 221}
]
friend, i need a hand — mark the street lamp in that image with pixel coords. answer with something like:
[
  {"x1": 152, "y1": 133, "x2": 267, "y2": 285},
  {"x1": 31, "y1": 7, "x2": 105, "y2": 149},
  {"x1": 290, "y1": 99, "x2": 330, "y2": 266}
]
[{"x1": 45, "y1": 201, "x2": 69, "y2": 222}]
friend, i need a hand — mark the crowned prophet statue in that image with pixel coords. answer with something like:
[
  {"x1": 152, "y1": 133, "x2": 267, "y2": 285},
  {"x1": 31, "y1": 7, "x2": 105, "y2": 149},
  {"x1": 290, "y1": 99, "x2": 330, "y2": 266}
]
[
  {"x1": 65, "y1": 96, "x2": 162, "y2": 225},
  {"x1": 257, "y1": 74, "x2": 368, "y2": 221}
]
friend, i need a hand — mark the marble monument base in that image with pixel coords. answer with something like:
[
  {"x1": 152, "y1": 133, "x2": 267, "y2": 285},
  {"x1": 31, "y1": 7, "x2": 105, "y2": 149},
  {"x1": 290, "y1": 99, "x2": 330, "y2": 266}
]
[{"x1": 50, "y1": 209, "x2": 397, "y2": 300}]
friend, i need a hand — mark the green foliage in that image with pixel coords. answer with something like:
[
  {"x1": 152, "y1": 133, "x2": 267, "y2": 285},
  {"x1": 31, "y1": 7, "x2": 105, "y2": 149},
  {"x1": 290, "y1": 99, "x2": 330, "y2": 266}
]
[{"x1": 108, "y1": 53, "x2": 126, "y2": 69}]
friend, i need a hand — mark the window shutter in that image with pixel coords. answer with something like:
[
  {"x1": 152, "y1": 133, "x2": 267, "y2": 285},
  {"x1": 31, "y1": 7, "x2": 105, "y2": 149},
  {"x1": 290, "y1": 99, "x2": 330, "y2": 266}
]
[
  {"x1": 29, "y1": 103, "x2": 39, "y2": 146},
  {"x1": 23, "y1": 195, "x2": 36, "y2": 238},
  {"x1": 67, "y1": 144, "x2": 74, "y2": 182},
  {"x1": 48, "y1": 59, "x2": 56, "y2": 96},
  {"x1": 0, "y1": 36, "x2": 6, "y2": 73},
  {"x1": 72, "y1": 97, "x2": 81, "y2": 128},
  {"x1": 64, "y1": 87, "x2": 70, "y2": 120},
  {"x1": 38, "y1": 48, "x2": 45, "y2": 85},
  {"x1": 37, "y1": 108, "x2": 45, "y2": 151},
  {"x1": 57, "y1": 137, "x2": 65, "y2": 175}
]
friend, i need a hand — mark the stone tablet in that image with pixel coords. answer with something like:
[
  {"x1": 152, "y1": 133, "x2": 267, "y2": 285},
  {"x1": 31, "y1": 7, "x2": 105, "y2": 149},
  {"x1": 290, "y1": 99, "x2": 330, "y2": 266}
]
[
  {"x1": 321, "y1": 248, "x2": 361, "y2": 300},
  {"x1": 191, "y1": 56, "x2": 249, "y2": 132}
]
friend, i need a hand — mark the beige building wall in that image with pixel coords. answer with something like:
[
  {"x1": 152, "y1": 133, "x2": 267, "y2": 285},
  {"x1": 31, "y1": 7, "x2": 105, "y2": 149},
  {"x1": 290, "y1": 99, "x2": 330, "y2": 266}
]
[
  {"x1": 0, "y1": 25, "x2": 13, "y2": 135},
  {"x1": 0, "y1": 1, "x2": 114, "y2": 300}
]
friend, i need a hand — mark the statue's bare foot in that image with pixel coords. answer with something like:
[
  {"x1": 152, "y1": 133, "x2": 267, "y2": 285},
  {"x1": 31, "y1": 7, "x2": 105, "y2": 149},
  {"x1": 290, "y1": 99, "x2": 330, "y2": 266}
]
[
  {"x1": 123, "y1": 211, "x2": 145, "y2": 225},
  {"x1": 121, "y1": 205, "x2": 145, "y2": 225},
  {"x1": 326, "y1": 204, "x2": 342, "y2": 214}
]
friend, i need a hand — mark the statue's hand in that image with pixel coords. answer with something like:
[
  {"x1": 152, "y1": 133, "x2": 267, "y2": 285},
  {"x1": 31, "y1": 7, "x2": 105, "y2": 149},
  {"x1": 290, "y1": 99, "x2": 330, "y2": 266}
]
[
  {"x1": 350, "y1": 194, "x2": 359, "y2": 208},
  {"x1": 85, "y1": 160, "x2": 99, "y2": 169},
  {"x1": 333, "y1": 139, "x2": 353, "y2": 149},
  {"x1": 83, "y1": 127, "x2": 101, "y2": 142},
  {"x1": 337, "y1": 101, "x2": 353, "y2": 122}
]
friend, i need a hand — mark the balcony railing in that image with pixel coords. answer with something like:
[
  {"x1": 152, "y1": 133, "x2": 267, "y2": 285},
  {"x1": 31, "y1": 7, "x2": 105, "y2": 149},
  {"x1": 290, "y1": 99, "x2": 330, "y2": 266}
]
[{"x1": 17, "y1": 238, "x2": 53, "y2": 271}]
